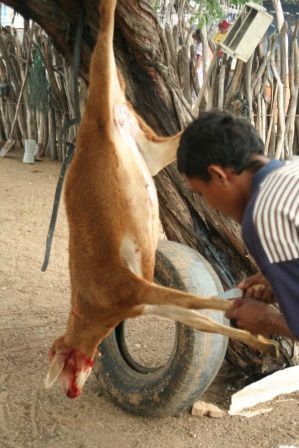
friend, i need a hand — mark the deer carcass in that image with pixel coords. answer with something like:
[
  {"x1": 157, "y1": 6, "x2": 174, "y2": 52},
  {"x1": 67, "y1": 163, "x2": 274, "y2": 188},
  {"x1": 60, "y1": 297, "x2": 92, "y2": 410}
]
[{"x1": 45, "y1": 0, "x2": 277, "y2": 399}]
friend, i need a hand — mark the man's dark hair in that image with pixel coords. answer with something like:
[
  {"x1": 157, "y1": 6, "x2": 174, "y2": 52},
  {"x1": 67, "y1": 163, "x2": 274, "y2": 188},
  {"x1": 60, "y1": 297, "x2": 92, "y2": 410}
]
[{"x1": 177, "y1": 111, "x2": 265, "y2": 181}]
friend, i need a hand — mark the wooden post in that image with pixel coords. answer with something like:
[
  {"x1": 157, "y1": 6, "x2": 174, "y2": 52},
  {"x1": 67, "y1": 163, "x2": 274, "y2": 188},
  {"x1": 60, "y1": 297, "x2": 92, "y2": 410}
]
[{"x1": 0, "y1": 29, "x2": 33, "y2": 157}]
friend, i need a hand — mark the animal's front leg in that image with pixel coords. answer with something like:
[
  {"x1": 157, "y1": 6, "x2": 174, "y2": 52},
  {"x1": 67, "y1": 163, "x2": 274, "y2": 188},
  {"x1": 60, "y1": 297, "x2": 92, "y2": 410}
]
[
  {"x1": 136, "y1": 132, "x2": 182, "y2": 176},
  {"x1": 133, "y1": 111, "x2": 182, "y2": 176}
]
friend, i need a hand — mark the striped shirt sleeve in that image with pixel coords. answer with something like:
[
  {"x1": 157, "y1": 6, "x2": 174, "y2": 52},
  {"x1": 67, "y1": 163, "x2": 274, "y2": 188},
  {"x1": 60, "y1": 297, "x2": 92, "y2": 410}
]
[
  {"x1": 252, "y1": 161, "x2": 299, "y2": 337},
  {"x1": 253, "y1": 161, "x2": 299, "y2": 264}
]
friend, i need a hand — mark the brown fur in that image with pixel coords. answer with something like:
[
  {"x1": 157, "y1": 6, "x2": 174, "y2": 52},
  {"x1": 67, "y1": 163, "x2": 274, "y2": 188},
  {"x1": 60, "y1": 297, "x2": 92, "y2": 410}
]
[{"x1": 45, "y1": 0, "x2": 277, "y2": 398}]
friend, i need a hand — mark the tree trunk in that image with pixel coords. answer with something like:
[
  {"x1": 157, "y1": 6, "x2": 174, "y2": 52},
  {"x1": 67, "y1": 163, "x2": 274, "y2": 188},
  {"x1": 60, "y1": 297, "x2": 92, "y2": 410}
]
[{"x1": 3, "y1": 0, "x2": 297, "y2": 374}]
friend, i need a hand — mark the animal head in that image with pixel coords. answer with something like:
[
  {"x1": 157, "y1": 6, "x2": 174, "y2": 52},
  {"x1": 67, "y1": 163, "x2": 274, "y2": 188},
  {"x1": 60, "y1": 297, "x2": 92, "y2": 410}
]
[{"x1": 45, "y1": 339, "x2": 94, "y2": 399}]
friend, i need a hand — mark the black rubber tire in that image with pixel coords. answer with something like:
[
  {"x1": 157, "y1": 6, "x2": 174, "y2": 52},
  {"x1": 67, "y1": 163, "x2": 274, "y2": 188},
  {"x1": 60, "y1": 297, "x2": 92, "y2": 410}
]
[{"x1": 94, "y1": 240, "x2": 228, "y2": 417}]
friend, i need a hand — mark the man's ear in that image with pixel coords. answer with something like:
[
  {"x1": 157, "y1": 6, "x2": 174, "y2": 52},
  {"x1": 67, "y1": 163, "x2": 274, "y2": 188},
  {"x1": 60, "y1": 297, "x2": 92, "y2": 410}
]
[{"x1": 207, "y1": 165, "x2": 228, "y2": 184}]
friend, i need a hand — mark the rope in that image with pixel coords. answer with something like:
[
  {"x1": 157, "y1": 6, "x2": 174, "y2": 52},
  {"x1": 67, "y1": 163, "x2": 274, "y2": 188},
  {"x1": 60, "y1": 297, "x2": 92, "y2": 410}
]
[
  {"x1": 41, "y1": 9, "x2": 85, "y2": 272},
  {"x1": 41, "y1": 143, "x2": 74, "y2": 271}
]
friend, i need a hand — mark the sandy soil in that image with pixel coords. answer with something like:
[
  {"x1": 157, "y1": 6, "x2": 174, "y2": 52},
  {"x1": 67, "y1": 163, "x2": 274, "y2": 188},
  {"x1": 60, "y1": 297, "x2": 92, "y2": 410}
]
[{"x1": 1, "y1": 151, "x2": 299, "y2": 448}]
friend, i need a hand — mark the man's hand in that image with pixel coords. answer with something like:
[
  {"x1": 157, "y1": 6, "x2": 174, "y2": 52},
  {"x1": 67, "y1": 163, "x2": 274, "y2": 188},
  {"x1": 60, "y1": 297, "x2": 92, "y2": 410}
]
[
  {"x1": 225, "y1": 299, "x2": 295, "y2": 339},
  {"x1": 238, "y1": 272, "x2": 275, "y2": 303},
  {"x1": 225, "y1": 299, "x2": 275, "y2": 336}
]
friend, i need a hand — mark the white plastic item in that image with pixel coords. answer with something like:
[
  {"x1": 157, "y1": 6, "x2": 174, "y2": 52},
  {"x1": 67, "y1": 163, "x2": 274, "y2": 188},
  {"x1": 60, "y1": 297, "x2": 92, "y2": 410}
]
[
  {"x1": 23, "y1": 139, "x2": 36, "y2": 164},
  {"x1": 229, "y1": 365, "x2": 299, "y2": 416},
  {"x1": 220, "y1": 2, "x2": 273, "y2": 62}
]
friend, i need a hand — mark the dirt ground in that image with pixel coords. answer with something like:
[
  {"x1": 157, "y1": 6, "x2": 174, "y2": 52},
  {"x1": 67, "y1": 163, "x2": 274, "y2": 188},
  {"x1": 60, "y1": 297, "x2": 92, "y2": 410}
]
[{"x1": 1, "y1": 151, "x2": 299, "y2": 448}]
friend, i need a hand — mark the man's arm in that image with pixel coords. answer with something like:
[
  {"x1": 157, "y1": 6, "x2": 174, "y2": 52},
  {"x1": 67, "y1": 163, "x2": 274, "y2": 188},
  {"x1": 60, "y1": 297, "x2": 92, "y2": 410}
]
[
  {"x1": 250, "y1": 176, "x2": 299, "y2": 339},
  {"x1": 225, "y1": 299, "x2": 296, "y2": 339}
]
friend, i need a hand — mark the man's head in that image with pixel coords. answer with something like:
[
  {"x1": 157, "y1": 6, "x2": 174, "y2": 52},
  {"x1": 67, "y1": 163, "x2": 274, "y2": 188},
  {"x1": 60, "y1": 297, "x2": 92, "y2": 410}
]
[
  {"x1": 192, "y1": 29, "x2": 202, "y2": 43},
  {"x1": 177, "y1": 111, "x2": 267, "y2": 222}
]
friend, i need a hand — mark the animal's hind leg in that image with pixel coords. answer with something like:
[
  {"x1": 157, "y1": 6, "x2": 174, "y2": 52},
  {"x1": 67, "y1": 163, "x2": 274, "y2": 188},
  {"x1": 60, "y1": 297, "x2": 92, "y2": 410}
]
[
  {"x1": 143, "y1": 304, "x2": 279, "y2": 356},
  {"x1": 122, "y1": 275, "x2": 278, "y2": 355},
  {"x1": 86, "y1": 0, "x2": 124, "y2": 124},
  {"x1": 132, "y1": 276, "x2": 231, "y2": 311}
]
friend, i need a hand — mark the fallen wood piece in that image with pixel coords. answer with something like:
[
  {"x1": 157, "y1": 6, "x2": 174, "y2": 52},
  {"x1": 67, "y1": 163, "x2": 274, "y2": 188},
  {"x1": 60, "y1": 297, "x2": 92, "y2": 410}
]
[
  {"x1": 191, "y1": 401, "x2": 225, "y2": 418},
  {"x1": 229, "y1": 365, "x2": 299, "y2": 416},
  {"x1": 0, "y1": 139, "x2": 15, "y2": 157}
]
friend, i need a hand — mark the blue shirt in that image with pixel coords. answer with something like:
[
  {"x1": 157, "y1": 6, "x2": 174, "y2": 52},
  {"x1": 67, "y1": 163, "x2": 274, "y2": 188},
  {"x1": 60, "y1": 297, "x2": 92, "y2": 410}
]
[{"x1": 242, "y1": 159, "x2": 299, "y2": 337}]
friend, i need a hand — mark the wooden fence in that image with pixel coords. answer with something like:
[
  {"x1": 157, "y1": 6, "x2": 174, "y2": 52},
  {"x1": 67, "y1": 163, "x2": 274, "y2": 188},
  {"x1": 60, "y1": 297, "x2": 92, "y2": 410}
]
[
  {"x1": 0, "y1": 24, "x2": 86, "y2": 161},
  {"x1": 0, "y1": 15, "x2": 298, "y2": 161},
  {"x1": 198, "y1": 23, "x2": 299, "y2": 159}
]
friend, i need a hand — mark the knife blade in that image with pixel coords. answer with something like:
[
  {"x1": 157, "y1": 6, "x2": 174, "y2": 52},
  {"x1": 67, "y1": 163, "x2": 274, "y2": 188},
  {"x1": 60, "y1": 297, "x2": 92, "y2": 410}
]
[
  {"x1": 217, "y1": 287, "x2": 243, "y2": 328},
  {"x1": 217, "y1": 287, "x2": 243, "y2": 300}
]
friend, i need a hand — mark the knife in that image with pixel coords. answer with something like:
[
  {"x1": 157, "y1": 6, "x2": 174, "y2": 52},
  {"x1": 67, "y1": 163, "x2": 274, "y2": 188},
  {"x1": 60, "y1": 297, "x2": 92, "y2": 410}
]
[
  {"x1": 217, "y1": 287, "x2": 243, "y2": 300},
  {"x1": 217, "y1": 287, "x2": 243, "y2": 328}
]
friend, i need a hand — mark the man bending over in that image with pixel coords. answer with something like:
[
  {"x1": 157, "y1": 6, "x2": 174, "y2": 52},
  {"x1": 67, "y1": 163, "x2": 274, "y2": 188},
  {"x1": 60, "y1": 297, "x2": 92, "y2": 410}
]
[{"x1": 177, "y1": 111, "x2": 299, "y2": 340}]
